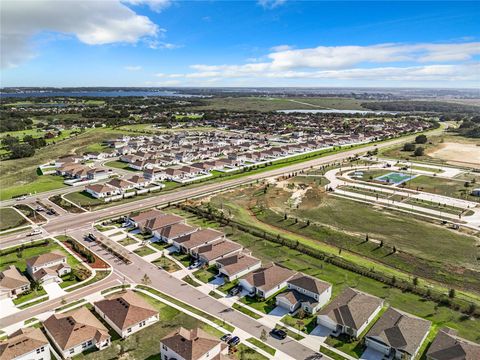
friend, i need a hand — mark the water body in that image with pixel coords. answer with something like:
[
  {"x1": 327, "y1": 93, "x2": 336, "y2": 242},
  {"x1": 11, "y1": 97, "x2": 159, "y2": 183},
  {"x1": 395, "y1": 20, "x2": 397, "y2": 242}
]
[
  {"x1": 278, "y1": 109, "x2": 398, "y2": 114},
  {"x1": 1, "y1": 90, "x2": 197, "y2": 98}
]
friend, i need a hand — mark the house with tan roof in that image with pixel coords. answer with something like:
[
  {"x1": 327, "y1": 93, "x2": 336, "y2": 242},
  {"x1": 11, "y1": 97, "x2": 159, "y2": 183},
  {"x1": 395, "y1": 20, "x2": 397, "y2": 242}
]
[
  {"x1": 239, "y1": 263, "x2": 296, "y2": 299},
  {"x1": 173, "y1": 229, "x2": 225, "y2": 254},
  {"x1": 26, "y1": 251, "x2": 71, "y2": 284},
  {"x1": 160, "y1": 327, "x2": 229, "y2": 360},
  {"x1": 127, "y1": 175, "x2": 151, "y2": 188},
  {"x1": 157, "y1": 223, "x2": 198, "y2": 244},
  {"x1": 365, "y1": 307, "x2": 431, "y2": 359},
  {"x1": 427, "y1": 328, "x2": 480, "y2": 360},
  {"x1": 94, "y1": 290, "x2": 159, "y2": 338},
  {"x1": 276, "y1": 274, "x2": 332, "y2": 314},
  {"x1": 144, "y1": 214, "x2": 185, "y2": 238},
  {"x1": 0, "y1": 327, "x2": 50, "y2": 360},
  {"x1": 43, "y1": 306, "x2": 111, "y2": 358},
  {"x1": 317, "y1": 287, "x2": 384, "y2": 339},
  {"x1": 216, "y1": 253, "x2": 261, "y2": 282},
  {"x1": 128, "y1": 209, "x2": 164, "y2": 229},
  {"x1": 106, "y1": 178, "x2": 135, "y2": 192},
  {"x1": 85, "y1": 184, "x2": 120, "y2": 199},
  {"x1": 0, "y1": 266, "x2": 30, "y2": 299},
  {"x1": 191, "y1": 239, "x2": 243, "y2": 266}
]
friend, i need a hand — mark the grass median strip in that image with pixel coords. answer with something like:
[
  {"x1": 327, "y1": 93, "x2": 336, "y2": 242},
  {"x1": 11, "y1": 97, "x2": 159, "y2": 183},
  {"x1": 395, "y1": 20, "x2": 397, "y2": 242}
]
[
  {"x1": 232, "y1": 303, "x2": 262, "y2": 319},
  {"x1": 136, "y1": 285, "x2": 235, "y2": 332},
  {"x1": 246, "y1": 338, "x2": 276, "y2": 356}
]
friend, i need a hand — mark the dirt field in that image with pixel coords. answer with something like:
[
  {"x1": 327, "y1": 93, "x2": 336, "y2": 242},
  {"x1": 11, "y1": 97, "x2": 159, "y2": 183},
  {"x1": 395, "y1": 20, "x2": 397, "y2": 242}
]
[{"x1": 429, "y1": 142, "x2": 480, "y2": 168}]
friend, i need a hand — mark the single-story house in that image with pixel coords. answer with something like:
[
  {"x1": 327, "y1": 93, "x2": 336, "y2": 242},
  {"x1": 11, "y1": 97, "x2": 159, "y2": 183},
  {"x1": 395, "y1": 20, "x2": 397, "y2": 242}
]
[
  {"x1": 216, "y1": 253, "x2": 262, "y2": 282},
  {"x1": 191, "y1": 239, "x2": 243, "y2": 266},
  {"x1": 0, "y1": 265, "x2": 30, "y2": 299},
  {"x1": 239, "y1": 263, "x2": 296, "y2": 299},
  {"x1": 172, "y1": 228, "x2": 225, "y2": 254},
  {"x1": 106, "y1": 178, "x2": 135, "y2": 192},
  {"x1": 26, "y1": 251, "x2": 71, "y2": 284},
  {"x1": 156, "y1": 223, "x2": 198, "y2": 244},
  {"x1": 86, "y1": 168, "x2": 109, "y2": 181},
  {"x1": 276, "y1": 274, "x2": 332, "y2": 314},
  {"x1": 426, "y1": 327, "x2": 480, "y2": 360},
  {"x1": 144, "y1": 214, "x2": 185, "y2": 237},
  {"x1": 128, "y1": 209, "x2": 164, "y2": 229},
  {"x1": 94, "y1": 291, "x2": 159, "y2": 338},
  {"x1": 160, "y1": 327, "x2": 228, "y2": 360},
  {"x1": 365, "y1": 307, "x2": 431, "y2": 360},
  {"x1": 43, "y1": 307, "x2": 111, "y2": 358},
  {"x1": 0, "y1": 327, "x2": 51, "y2": 360},
  {"x1": 143, "y1": 168, "x2": 166, "y2": 181},
  {"x1": 317, "y1": 287, "x2": 384, "y2": 339},
  {"x1": 127, "y1": 175, "x2": 151, "y2": 188},
  {"x1": 85, "y1": 184, "x2": 120, "y2": 199}
]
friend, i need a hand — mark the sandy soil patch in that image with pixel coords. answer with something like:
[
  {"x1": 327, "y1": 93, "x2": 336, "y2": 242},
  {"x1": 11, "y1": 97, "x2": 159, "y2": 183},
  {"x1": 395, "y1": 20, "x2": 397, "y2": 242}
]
[{"x1": 429, "y1": 142, "x2": 480, "y2": 168}]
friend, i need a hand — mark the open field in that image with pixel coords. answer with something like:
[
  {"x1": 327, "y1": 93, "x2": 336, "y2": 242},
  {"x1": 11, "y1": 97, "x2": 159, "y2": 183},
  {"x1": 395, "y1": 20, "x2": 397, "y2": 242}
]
[
  {"x1": 168, "y1": 207, "x2": 480, "y2": 342},
  {"x1": 404, "y1": 175, "x2": 480, "y2": 202},
  {"x1": 0, "y1": 207, "x2": 28, "y2": 231},
  {"x1": 429, "y1": 142, "x2": 480, "y2": 169},
  {"x1": 188, "y1": 96, "x2": 367, "y2": 111}
]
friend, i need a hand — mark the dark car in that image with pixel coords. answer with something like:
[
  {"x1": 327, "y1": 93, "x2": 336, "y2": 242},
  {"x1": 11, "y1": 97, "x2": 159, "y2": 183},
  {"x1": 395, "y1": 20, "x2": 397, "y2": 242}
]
[
  {"x1": 270, "y1": 328, "x2": 287, "y2": 339},
  {"x1": 228, "y1": 286, "x2": 240, "y2": 296},
  {"x1": 228, "y1": 336, "x2": 240, "y2": 346},
  {"x1": 88, "y1": 233, "x2": 97, "y2": 241},
  {"x1": 220, "y1": 334, "x2": 232, "y2": 342}
]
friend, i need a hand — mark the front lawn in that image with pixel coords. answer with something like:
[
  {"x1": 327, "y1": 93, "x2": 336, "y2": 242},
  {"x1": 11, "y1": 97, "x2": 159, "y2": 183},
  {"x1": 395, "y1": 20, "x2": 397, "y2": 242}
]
[
  {"x1": 64, "y1": 191, "x2": 105, "y2": 208},
  {"x1": 240, "y1": 290, "x2": 285, "y2": 314},
  {"x1": 13, "y1": 288, "x2": 47, "y2": 305},
  {"x1": 193, "y1": 266, "x2": 218, "y2": 283},
  {"x1": 118, "y1": 237, "x2": 138, "y2": 246},
  {"x1": 281, "y1": 312, "x2": 318, "y2": 334},
  {"x1": 171, "y1": 252, "x2": 192, "y2": 267},
  {"x1": 152, "y1": 257, "x2": 180, "y2": 272},
  {"x1": 133, "y1": 246, "x2": 156, "y2": 257},
  {"x1": 218, "y1": 280, "x2": 239, "y2": 294}
]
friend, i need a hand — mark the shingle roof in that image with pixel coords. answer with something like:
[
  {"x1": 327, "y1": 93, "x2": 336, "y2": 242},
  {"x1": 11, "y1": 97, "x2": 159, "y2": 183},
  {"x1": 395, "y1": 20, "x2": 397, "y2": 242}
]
[
  {"x1": 0, "y1": 328, "x2": 49, "y2": 360},
  {"x1": 161, "y1": 327, "x2": 221, "y2": 360},
  {"x1": 366, "y1": 307, "x2": 431, "y2": 356},
  {"x1": 94, "y1": 290, "x2": 158, "y2": 331},
  {"x1": 193, "y1": 240, "x2": 242, "y2": 262},
  {"x1": 86, "y1": 183, "x2": 116, "y2": 194},
  {"x1": 0, "y1": 266, "x2": 30, "y2": 290},
  {"x1": 145, "y1": 214, "x2": 184, "y2": 231},
  {"x1": 288, "y1": 274, "x2": 331, "y2": 295},
  {"x1": 158, "y1": 223, "x2": 197, "y2": 240},
  {"x1": 175, "y1": 229, "x2": 224, "y2": 250},
  {"x1": 318, "y1": 287, "x2": 383, "y2": 331},
  {"x1": 26, "y1": 251, "x2": 66, "y2": 268},
  {"x1": 43, "y1": 307, "x2": 110, "y2": 350},
  {"x1": 216, "y1": 253, "x2": 261, "y2": 277},
  {"x1": 427, "y1": 328, "x2": 480, "y2": 360},
  {"x1": 241, "y1": 264, "x2": 296, "y2": 292},
  {"x1": 130, "y1": 209, "x2": 164, "y2": 224}
]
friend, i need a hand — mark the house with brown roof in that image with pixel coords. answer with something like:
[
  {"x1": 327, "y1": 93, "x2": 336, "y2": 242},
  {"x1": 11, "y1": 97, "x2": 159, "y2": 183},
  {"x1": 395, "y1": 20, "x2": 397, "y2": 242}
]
[
  {"x1": 128, "y1": 209, "x2": 164, "y2": 229},
  {"x1": 26, "y1": 251, "x2": 71, "y2": 284},
  {"x1": 317, "y1": 287, "x2": 384, "y2": 339},
  {"x1": 0, "y1": 327, "x2": 50, "y2": 360},
  {"x1": 191, "y1": 239, "x2": 243, "y2": 266},
  {"x1": 127, "y1": 175, "x2": 151, "y2": 188},
  {"x1": 0, "y1": 266, "x2": 30, "y2": 299},
  {"x1": 216, "y1": 253, "x2": 261, "y2": 282},
  {"x1": 94, "y1": 291, "x2": 159, "y2": 338},
  {"x1": 239, "y1": 263, "x2": 296, "y2": 299},
  {"x1": 144, "y1": 214, "x2": 185, "y2": 238},
  {"x1": 427, "y1": 328, "x2": 480, "y2": 360},
  {"x1": 85, "y1": 184, "x2": 120, "y2": 199},
  {"x1": 157, "y1": 223, "x2": 198, "y2": 244},
  {"x1": 365, "y1": 307, "x2": 431, "y2": 359},
  {"x1": 106, "y1": 178, "x2": 135, "y2": 192},
  {"x1": 160, "y1": 327, "x2": 229, "y2": 360},
  {"x1": 173, "y1": 229, "x2": 225, "y2": 254},
  {"x1": 43, "y1": 306, "x2": 111, "y2": 358},
  {"x1": 276, "y1": 274, "x2": 332, "y2": 314}
]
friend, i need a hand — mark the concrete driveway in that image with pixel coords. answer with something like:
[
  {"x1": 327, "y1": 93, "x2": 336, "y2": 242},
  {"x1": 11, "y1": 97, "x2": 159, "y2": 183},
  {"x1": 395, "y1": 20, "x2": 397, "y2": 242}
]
[
  {"x1": 0, "y1": 298, "x2": 19, "y2": 316},
  {"x1": 208, "y1": 275, "x2": 225, "y2": 287},
  {"x1": 268, "y1": 306, "x2": 290, "y2": 317},
  {"x1": 310, "y1": 324, "x2": 332, "y2": 338},
  {"x1": 361, "y1": 348, "x2": 384, "y2": 360},
  {"x1": 43, "y1": 282, "x2": 66, "y2": 299}
]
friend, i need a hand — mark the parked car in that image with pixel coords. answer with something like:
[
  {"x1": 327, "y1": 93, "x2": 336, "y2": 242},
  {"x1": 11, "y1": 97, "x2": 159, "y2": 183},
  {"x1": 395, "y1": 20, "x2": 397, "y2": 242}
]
[
  {"x1": 36, "y1": 206, "x2": 45, "y2": 212},
  {"x1": 88, "y1": 233, "x2": 97, "y2": 241},
  {"x1": 28, "y1": 228, "x2": 42, "y2": 236},
  {"x1": 229, "y1": 286, "x2": 241, "y2": 296},
  {"x1": 220, "y1": 334, "x2": 232, "y2": 342},
  {"x1": 190, "y1": 260, "x2": 201, "y2": 269},
  {"x1": 228, "y1": 336, "x2": 240, "y2": 346},
  {"x1": 270, "y1": 328, "x2": 287, "y2": 339},
  {"x1": 15, "y1": 195, "x2": 27, "y2": 201}
]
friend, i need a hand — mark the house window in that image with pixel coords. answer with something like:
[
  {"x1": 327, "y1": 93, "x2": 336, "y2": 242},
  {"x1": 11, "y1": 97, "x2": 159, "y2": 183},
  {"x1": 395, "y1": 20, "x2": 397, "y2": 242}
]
[
  {"x1": 128, "y1": 328, "x2": 132, "y2": 333},
  {"x1": 69, "y1": 349, "x2": 75, "y2": 354},
  {"x1": 87, "y1": 340, "x2": 93, "y2": 346}
]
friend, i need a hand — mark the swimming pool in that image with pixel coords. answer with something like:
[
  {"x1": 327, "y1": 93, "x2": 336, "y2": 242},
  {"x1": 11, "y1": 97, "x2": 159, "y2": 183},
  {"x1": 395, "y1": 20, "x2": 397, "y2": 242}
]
[{"x1": 375, "y1": 172, "x2": 415, "y2": 185}]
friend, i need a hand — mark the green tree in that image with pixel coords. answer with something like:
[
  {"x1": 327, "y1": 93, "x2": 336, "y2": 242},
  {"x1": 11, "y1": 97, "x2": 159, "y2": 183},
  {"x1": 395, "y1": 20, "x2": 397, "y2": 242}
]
[
  {"x1": 414, "y1": 147, "x2": 425, "y2": 157},
  {"x1": 448, "y1": 288, "x2": 456, "y2": 299},
  {"x1": 403, "y1": 143, "x2": 416, "y2": 151},
  {"x1": 415, "y1": 134, "x2": 428, "y2": 144}
]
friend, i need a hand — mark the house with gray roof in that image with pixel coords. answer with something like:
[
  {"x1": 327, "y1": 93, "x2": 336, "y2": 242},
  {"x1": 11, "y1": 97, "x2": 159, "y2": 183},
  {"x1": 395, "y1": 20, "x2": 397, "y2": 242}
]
[{"x1": 427, "y1": 328, "x2": 480, "y2": 360}]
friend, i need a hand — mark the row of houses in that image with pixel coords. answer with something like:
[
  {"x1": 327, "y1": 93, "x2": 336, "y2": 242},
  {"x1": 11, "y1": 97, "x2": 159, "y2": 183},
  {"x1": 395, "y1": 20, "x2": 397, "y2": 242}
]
[
  {"x1": 0, "y1": 252, "x2": 71, "y2": 300},
  {"x1": 85, "y1": 175, "x2": 163, "y2": 200}
]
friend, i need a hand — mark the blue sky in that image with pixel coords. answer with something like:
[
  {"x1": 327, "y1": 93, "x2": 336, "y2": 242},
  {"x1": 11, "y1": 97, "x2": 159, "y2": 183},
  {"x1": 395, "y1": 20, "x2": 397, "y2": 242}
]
[{"x1": 2, "y1": 0, "x2": 479, "y2": 88}]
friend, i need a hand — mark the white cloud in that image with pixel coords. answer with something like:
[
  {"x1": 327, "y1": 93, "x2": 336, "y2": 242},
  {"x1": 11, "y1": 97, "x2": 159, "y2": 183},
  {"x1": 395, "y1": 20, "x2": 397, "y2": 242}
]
[
  {"x1": 270, "y1": 45, "x2": 293, "y2": 52},
  {"x1": 257, "y1": 0, "x2": 287, "y2": 9},
  {"x1": 124, "y1": 65, "x2": 142, "y2": 71},
  {"x1": 1, "y1": 0, "x2": 160, "y2": 68}
]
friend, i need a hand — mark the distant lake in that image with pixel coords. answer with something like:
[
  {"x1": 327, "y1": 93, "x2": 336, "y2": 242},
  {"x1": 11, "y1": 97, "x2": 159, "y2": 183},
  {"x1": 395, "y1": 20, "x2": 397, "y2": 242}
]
[
  {"x1": 1, "y1": 90, "x2": 197, "y2": 98},
  {"x1": 278, "y1": 109, "x2": 398, "y2": 114}
]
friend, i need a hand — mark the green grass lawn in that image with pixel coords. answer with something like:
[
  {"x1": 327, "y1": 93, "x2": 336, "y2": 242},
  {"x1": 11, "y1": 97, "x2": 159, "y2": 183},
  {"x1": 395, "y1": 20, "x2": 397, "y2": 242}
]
[
  {"x1": 240, "y1": 290, "x2": 285, "y2": 314},
  {"x1": 182, "y1": 275, "x2": 201, "y2": 287},
  {"x1": 65, "y1": 270, "x2": 110, "y2": 293},
  {"x1": 118, "y1": 237, "x2": 138, "y2": 246},
  {"x1": 281, "y1": 313, "x2": 319, "y2": 334},
  {"x1": 233, "y1": 344, "x2": 269, "y2": 360},
  {"x1": 404, "y1": 175, "x2": 480, "y2": 202},
  {"x1": 171, "y1": 252, "x2": 192, "y2": 267},
  {"x1": 104, "y1": 160, "x2": 140, "y2": 172},
  {"x1": 0, "y1": 207, "x2": 28, "y2": 231},
  {"x1": 232, "y1": 303, "x2": 262, "y2": 319},
  {"x1": 0, "y1": 175, "x2": 66, "y2": 201},
  {"x1": 75, "y1": 291, "x2": 225, "y2": 360},
  {"x1": 149, "y1": 240, "x2": 170, "y2": 250},
  {"x1": 193, "y1": 266, "x2": 218, "y2": 283},
  {"x1": 246, "y1": 338, "x2": 276, "y2": 356},
  {"x1": 170, "y1": 208, "x2": 480, "y2": 342},
  {"x1": 13, "y1": 288, "x2": 47, "y2": 305},
  {"x1": 217, "y1": 280, "x2": 239, "y2": 294},
  {"x1": 152, "y1": 257, "x2": 180, "y2": 272},
  {"x1": 133, "y1": 246, "x2": 156, "y2": 257}
]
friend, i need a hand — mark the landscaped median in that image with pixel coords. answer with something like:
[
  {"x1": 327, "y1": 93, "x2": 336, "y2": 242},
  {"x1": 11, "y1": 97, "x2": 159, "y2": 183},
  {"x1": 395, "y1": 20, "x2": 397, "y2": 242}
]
[
  {"x1": 246, "y1": 338, "x2": 276, "y2": 356},
  {"x1": 232, "y1": 303, "x2": 262, "y2": 319}
]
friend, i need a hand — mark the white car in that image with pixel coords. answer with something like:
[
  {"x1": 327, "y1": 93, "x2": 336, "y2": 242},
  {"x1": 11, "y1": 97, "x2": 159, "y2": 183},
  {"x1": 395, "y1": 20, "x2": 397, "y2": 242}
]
[{"x1": 28, "y1": 228, "x2": 42, "y2": 236}]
